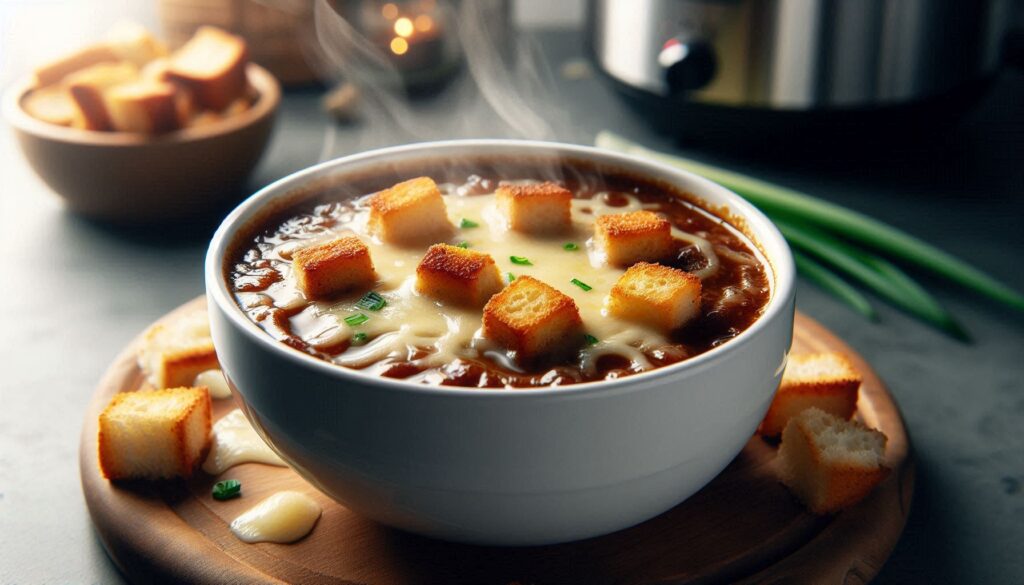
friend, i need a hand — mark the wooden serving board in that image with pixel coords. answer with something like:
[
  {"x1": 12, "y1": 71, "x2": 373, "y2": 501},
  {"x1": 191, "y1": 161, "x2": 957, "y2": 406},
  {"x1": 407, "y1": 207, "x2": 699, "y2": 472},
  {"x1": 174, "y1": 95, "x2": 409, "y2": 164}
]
[{"x1": 80, "y1": 298, "x2": 914, "y2": 585}]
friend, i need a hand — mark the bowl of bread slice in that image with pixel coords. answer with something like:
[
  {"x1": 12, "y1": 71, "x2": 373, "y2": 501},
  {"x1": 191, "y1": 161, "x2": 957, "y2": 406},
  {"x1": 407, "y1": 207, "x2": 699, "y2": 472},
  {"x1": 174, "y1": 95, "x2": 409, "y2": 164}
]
[{"x1": 3, "y1": 23, "x2": 280, "y2": 223}]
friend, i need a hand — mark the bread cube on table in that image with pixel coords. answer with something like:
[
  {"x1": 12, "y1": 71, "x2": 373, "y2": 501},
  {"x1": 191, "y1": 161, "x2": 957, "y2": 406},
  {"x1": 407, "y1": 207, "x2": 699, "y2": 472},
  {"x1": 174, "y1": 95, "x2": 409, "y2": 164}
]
[
  {"x1": 65, "y1": 62, "x2": 139, "y2": 131},
  {"x1": 139, "y1": 306, "x2": 220, "y2": 389},
  {"x1": 98, "y1": 386, "x2": 212, "y2": 480},
  {"x1": 166, "y1": 26, "x2": 249, "y2": 111},
  {"x1": 595, "y1": 210, "x2": 674, "y2": 266},
  {"x1": 22, "y1": 86, "x2": 77, "y2": 127},
  {"x1": 483, "y1": 276, "x2": 583, "y2": 361},
  {"x1": 33, "y1": 44, "x2": 120, "y2": 87},
  {"x1": 777, "y1": 407, "x2": 888, "y2": 514},
  {"x1": 758, "y1": 352, "x2": 862, "y2": 438},
  {"x1": 368, "y1": 177, "x2": 454, "y2": 245},
  {"x1": 496, "y1": 181, "x2": 573, "y2": 234},
  {"x1": 607, "y1": 262, "x2": 701, "y2": 331},
  {"x1": 104, "y1": 21, "x2": 168, "y2": 67},
  {"x1": 293, "y1": 235, "x2": 376, "y2": 299},
  {"x1": 105, "y1": 80, "x2": 184, "y2": 133},
  {"x1": 416, "y1": 244, "x2": 503, "y2": 307}
]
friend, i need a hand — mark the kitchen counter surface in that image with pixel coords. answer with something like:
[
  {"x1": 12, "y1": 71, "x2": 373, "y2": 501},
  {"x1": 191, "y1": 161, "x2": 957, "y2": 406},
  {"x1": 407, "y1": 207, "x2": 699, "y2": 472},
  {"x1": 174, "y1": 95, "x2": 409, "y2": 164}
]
[{"x1": 1, "y1": 28, "x2": 1022, "y2": 584}]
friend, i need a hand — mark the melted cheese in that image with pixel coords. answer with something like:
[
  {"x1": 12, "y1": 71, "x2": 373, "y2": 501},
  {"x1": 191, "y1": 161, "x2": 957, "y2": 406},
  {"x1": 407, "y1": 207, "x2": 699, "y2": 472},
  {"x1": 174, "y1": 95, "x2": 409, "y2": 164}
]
[
  {"x1": 193, "y1": 369, "x2": 232, "y2": 399},
  {"x1": 202, "y1": 409, "x2": 287, "y2": 475},
  {"x1": 229, "y1": 491, "x2": 321, "y2": 544},
  {"x1": 240, "y1": 189, "x2": 720, "y2": 381}
]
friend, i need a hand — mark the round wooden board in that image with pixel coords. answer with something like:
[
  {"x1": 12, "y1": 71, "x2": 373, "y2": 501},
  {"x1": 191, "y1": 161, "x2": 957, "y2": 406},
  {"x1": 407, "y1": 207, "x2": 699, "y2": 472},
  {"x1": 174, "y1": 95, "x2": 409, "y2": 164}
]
[{"x1": 81, "y1": 298, "x2": 914, "y2": 585}]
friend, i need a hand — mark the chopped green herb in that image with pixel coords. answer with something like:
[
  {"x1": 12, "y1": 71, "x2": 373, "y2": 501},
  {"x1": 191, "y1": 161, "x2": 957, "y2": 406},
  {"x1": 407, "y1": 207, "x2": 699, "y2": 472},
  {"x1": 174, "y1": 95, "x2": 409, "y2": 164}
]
[
  {"x1": 563, "y1": 242, "x2": 579, "y2": 251},
  {"x1": 356, "y1": 291, "x2": 387, "y2": 311},
  {"x1": 507, "y1": 272, "x2": 516, "y2": 282},
  {"x1": 352, "y1": 332, "x2": 368, "y2": 346},
  {"x1": 460, "y1": 218, "x2": 479, "y2": 228},
  {"x1": 456, "y1": 241, "x2": 470, "y2": 248},
  {"x1": 212, "y1": 479, "x2": 241, "y2": 501},
  {"x1": 584, "y1": 334, "x2": 599, "y2": 346},
  {"x1": 570, "y1": 278, "x2": 592, "y2": 291},
  {"x1": 345, "y1": 313, "x2": 369, "y2": 326},
  {"x1": 510, "y1": 256, "x2": 532, "y2": 266}
]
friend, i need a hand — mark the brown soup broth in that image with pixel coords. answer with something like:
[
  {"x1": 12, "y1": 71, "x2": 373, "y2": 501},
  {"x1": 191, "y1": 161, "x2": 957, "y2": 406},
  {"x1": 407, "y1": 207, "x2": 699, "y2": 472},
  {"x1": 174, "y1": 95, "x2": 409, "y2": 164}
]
[{"x1": 227, "y1": 166, "x2": 771, "y2": 388}]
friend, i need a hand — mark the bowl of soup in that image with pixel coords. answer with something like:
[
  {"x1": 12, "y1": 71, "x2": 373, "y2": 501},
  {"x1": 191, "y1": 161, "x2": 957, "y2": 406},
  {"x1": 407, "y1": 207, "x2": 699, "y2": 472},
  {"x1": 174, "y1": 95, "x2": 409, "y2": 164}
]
[{"x1": 205, "y1": 140, "x2": 795, "y2": 545}]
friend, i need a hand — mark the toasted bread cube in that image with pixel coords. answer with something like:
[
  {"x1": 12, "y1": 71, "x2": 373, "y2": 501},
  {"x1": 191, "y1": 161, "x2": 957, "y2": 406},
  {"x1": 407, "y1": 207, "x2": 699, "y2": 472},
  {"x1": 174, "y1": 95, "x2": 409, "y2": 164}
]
[
  {"x1": 167, "y1": 26, "x2": 249, "y2": 111},
  {"x1": 483, "y1": 276, "x2": 583, "y2": 361},
  {"x1": 106, "y1": 80, "x2": 184, "y2": 133},
  {"x1": 65, "y1": 62, "x2": 139, "y2": 131},
  {"x1": 138, "y1": 306, "x2": 220, "y2": 389},
  {"x1": 98, "y1": 386, "x2": 212, "y2": 480},
  {"x1": 607, "y1": 262, "x2": 701, "y2": 331},
  {"x1": 496, "y1": 181, "x2": 573, "y2": 234},
  {"x1": 33, "y1": 44, "x2": 120, "y2": 87},
  {"x1": 777, "y1": 408, "x2": 888, "y2": 514},
  {"x1": 595, "y1": 211, "x2": 674, "y2": 266},
  {"x1": 105, "y1": 21, "x2": 168, "y2": 67},
  {"x1": 759, "y1": 353, "x2": 862, "y2": 437},
  {"x1": 22, "y1": 86, "x2": 77, "y2": 126},
  {"x1": 367, "y1": 177, "x2": 454, "y2": 244},
  {"x1": 416, "y1": 244, "x2": 503, "y2": 307},
  {"x1": 293, "y1": 235, "x2": 376, "y2": 299}
]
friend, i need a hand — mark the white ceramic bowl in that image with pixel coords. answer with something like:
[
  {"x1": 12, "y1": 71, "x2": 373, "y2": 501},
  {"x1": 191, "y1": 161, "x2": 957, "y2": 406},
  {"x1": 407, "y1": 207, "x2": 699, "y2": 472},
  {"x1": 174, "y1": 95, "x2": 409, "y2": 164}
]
[{"x1": 205, "y1": 140, "x2": 795, "y2": 546}]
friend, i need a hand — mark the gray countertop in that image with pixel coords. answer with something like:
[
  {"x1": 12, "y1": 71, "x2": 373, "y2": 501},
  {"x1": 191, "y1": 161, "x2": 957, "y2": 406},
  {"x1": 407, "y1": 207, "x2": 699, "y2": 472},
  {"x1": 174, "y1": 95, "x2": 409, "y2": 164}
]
[{"x1": 1, "y1": 28, "x2": 1022, "y2": 584}]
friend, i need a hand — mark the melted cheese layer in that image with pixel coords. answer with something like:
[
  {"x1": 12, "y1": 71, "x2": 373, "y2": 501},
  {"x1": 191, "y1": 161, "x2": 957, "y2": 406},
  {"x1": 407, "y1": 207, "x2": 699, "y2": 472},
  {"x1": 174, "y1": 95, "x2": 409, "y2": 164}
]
[
  {"x1": 241, "y1": 189, "x2": 720, "y2": 382},
  {"x1": 230, "y1": 491, "x2": 321, "y2": 544},
  {"x1": 203, "y1": 409, "x2": 288, "y2": 475}
]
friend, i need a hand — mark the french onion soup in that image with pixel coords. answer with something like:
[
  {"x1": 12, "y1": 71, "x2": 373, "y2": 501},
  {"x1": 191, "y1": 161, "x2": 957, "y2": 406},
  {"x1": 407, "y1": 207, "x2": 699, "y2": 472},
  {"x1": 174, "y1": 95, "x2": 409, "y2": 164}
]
[{"x1": 226, "y1": 161, "x2": 771, "y2": 388}]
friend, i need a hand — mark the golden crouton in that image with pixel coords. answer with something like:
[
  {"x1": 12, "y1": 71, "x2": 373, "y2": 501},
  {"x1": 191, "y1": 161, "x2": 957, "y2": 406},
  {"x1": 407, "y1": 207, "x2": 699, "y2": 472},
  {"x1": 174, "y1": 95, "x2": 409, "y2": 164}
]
[
  {"x1": 138, "y1": 306, "x2": 219, "y2": 389},
  {"x1": 33, "y1": 43, "x2": 120, "y2": 87},
  {"x1": 777, "y1": 407, "x2": 888, "y2": 514},
  {"x1": 496, "y1": 181, "x2": 573, "y2": 233},
  {"x1": 416, "y1": 244, "x2": 503, "y2": 307},
  {"x1": 594, "y1": 211, "x2": 674, "y2": 266},
  {"x1": 65, "y1": 62, "x2": 139, "y2": 131},
  {"x1": 482, "y1": 276, "x2": 583, "y2": 361},
  {"x1": 166, "y1": 26, "x2": 249, "y2": 111},
  {"x1": 292, "y1": 235, "x2": 376, "y2": 299},
  {"x1": 104, "y1": 21, "x2": 168, "y2": 67},
  {"x1": 98, "y1": 386, "x2": 212, "y2": 480},
  {"x1": 105, "y1": 80, "x2": 183, "y2": 134},
  {"x1": 606, "y1": 262, "x2": 701, "y2": 331},
  {"x1": 758, "y1": 352, "x2": 862, "y2": 437},
  {"x1": 367, "y1": 177, "x2": 454, "y2": 244},
  {"x1": 22, "y1": 86, "x2": 77, "y2": 126}
]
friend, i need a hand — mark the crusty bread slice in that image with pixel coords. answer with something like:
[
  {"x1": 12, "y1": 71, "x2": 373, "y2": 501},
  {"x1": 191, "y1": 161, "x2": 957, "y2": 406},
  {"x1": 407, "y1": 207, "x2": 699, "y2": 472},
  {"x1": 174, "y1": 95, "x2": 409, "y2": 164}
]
[
  {"x1": 22, "y1": 86, "x2": 77, "y2": 126},
  {"x1": 105, "y1": 80, "x2": 183, "y2": 133},
  {"x1": 777, "y1": 407, "x2": 888, "y2": 514},
  {"x1": 758, "y1": 352, "x2": 861, "y2": 437},
  {"x1": 166, "y1": 26, "x2": 249, "y2": 111},
  {"x1": 607, "y1": 262, "x2": 701, "y2": 331},
  {"x1": 496, "y1": 181, "x2": 573, "y2": 234},
  {"x1": 416, "y1": 244, "x2": 503, "y2": 306},
  {"x1": 65, "y1": 62, "x2": 139, "y2": 131},
  {"x1": 138, "y1": 306, "x2": 219, "y2": 389},
  {"x1": 293, "y1": 235, "x2": 376, "y2": 299},
  {"x1": 595, "y1": 210, "x2": 674, "y2": 266},
  {"x1": 104, "y1": 21, "x2": 168, "y2": 67},
  {"x1": 98, "y1": 386, "x2": 212, "y2": 480},
  {"x1": 483, "y1": 275, "x2": 582, "y2": 361},
  {"x1": 33, "y1": 44, "x2": 120, "y2": 87},
  {"x1": 368, "y1": 177, "x2": 454, "y2": 245}
]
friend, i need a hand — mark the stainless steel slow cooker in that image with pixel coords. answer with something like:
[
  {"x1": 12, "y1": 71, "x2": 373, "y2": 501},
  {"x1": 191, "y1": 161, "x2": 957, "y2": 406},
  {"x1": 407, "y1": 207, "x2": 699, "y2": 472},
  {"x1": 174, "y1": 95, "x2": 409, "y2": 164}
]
[{"x1": 587, "y1": 0, "x2": 1016, "y2": 142}]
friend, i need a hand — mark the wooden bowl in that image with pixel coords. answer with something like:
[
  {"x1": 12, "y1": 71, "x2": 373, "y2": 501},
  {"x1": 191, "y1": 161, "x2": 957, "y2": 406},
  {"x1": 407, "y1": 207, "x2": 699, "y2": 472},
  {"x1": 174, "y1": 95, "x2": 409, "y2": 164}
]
[{"x1": 3, "y1": 64, "x2": 280, "y2": 223}]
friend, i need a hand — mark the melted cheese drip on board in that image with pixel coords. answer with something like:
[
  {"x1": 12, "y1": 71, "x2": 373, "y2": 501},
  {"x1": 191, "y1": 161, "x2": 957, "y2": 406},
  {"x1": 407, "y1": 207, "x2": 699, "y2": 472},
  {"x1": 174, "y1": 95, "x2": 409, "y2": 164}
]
[
  {"x1": 203, "y1": 409, "x2": 288, "y2": 475},
  {"x1": 229, "y1": 491, "x2": 321, "y2": 544},
  {"x1": 241, "y1": 189, "x2": 720, "y2": 381}
]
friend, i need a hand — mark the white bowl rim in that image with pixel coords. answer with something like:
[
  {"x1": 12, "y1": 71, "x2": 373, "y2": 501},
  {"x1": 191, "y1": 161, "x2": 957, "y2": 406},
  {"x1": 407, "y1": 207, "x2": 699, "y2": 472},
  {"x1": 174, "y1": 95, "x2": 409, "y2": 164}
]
[{"x1": 206, "y1": 139, "x2": 795, "y2": 399}]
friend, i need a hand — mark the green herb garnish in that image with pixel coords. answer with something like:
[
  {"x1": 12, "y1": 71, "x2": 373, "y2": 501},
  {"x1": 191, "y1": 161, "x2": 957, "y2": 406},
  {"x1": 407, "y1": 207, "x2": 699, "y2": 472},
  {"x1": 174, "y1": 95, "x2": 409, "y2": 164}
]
[
  {"x1": 456, "y1": 241, "x2": 470, "y2": 248},
  {"x1": 563, "y1": 242, "x2": 579, "y2": 251},
  {"x1": 351, "y1": 332, "x2": 368, "y2": 345},
  {"x1": 507, "y1": 272, "x2": 516, "y2": 282},
  {"x1": 345, "y1": 313, "x2": 369, "y2": 326},
  {"x1": 212, "y1": 479, "x2": 241, "y2": 501},
  {"x1": 356, "y1": 291, "x2": 387, "y2": 311},
  {"x1": 460, "y1": 218, "x2": 479, "y2": 228},
  {"x1": 584, "y1": 334, "x2": 599, "y2": 346},
  {"x1": 510, "y1": 256, "x2": 532, "y2": 266},
  {"x1": 570, "y1": 278, "x2": 592, "y2": 291}
]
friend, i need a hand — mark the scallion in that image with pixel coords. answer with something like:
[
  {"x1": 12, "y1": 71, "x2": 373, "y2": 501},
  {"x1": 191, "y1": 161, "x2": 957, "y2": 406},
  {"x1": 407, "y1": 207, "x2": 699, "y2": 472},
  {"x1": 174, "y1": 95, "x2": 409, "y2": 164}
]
[
  {"x1": 460, "y1": 218, "x2": 479, "y2": 228},
  {"x1": 356, "y1": 291, "x2": 386, "y2": 311},
  {"x1": 457, "y1": 241, "x2": 470, "y2": 249},
  {"x1": 345, "y1": 313, "x2": 369, "y2": 327},
  {"x1": 563, "y1": 243, "x2": 579, "y2": 251},
  {"x1": 352, "y1": 332, "x2": 368, "y2": 345},
  {"x1": 570, "y1": 278, "x2": 592, "y2": 291},
  {"x1": 212, "y1": 479, "x2": 241, "y2": 501},
  {"x1": 792, "y1": 250, "x2": 876, "y2": 320},
  {"x1": 507, "y1": 272, "x2": 516, "y2": 282},
  {"x1": 584, "y1": 334, "x2": 599, "y2": 345},
  {"x1": 510, "y1": 256, "x2": 532, "y2": 266}
]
